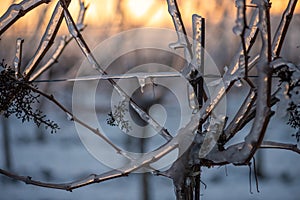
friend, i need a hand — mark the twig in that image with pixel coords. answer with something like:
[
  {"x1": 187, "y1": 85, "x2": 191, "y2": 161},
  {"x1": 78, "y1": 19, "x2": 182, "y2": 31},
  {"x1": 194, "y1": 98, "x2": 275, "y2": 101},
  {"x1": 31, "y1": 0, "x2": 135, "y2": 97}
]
[
  {"x1": 272, "y1": 0, "x2": 298, "y2": 58},
  {"x1": 30, "y1": 35, "x2": 68, "y2": 81},
  {"x1": 0, "y1": 0, "x2": 51, "y2": 36},
  {"x1": 23, "y1": 0, "x2": 71, "y2": 79},
  {"x1": 76, "y1": 0, "x2": 88, "y2": 29},
  {"x1": 223, "y1": 89, "x2": 256, "y2": 143}
]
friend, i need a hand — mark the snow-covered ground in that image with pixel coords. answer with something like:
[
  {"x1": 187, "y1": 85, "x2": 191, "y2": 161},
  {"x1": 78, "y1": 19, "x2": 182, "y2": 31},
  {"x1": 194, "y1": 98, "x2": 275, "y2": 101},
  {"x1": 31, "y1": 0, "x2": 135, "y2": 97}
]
[{"x1": 0, "y1": 88, "x2": 300, "y2": 200}]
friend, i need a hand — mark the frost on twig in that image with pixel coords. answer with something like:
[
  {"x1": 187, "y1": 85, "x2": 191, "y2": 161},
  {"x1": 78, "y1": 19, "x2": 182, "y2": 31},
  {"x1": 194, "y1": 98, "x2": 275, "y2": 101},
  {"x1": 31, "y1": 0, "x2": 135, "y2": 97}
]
[
  {"x1": 23, "y1": 0, "x2": 71, "y2": 79},
  {"x1": 0, "y1": 0, "x2": 51, "y2": 36}
]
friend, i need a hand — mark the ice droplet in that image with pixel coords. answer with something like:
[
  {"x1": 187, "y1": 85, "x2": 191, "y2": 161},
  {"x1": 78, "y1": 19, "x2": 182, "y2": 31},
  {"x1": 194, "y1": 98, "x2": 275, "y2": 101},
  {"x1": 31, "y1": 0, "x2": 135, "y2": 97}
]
[
  {"x1": 66, "y1": 113, "x2": 74, "y2": 121},
  {"x1": 234, "y1": 79, "x2": 243, "y2": 87},
  {"x1": 138, "y1": 77, "x2": 146, "y2": 93}
]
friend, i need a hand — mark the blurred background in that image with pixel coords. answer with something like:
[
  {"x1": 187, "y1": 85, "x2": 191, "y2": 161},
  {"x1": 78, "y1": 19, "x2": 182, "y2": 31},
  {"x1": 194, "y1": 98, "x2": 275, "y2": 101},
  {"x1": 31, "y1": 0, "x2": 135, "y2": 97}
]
[{"x1": 1, "y1": 0, "x2": 300, "y2": 200}]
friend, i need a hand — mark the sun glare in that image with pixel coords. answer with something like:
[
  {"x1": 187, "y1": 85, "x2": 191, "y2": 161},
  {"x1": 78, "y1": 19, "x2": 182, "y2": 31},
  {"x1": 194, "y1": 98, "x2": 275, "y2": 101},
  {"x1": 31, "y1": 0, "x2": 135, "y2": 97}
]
[{"x1": 127, "y1": 0, "x2": 155, "y2": 18}]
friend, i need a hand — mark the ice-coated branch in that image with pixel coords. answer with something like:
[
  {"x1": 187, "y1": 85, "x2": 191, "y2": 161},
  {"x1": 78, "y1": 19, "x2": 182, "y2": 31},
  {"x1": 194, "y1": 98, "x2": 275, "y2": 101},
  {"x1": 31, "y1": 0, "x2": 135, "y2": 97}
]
[
  {"x1": 13, "y1": 38, "x2": 24, "y2": 79},
  {"x1": 166, "y1": 0, "x2": 193, "y2": 63},
  {"x1": 23, "y1": 0, "x2": 71, "y2": 79},
  {"x1": 32, "y1": 71, "x2": 183, "y2": 83},
  {"x1": 272, "y1": 0, "x2": 298, "y2": 58},
  {"x1": 206, "y1": 0, "x2": 272, "y2": 165},
  {"x1": 30, "y1": 35, "x2": 68, "y2": 81},
  {"x1": 0, "y1": 168, "x2": 126, "y2": 191},
  {"x1": 233, "y1": 0, "x2": 246, "y2": 36},
  {"x1": 30, "y1": 0, "x2": 88, "y2": 81},
  {"x1": 191, "y1": 14, "x2": 205, "y2": 73},
  {"x1": 260, "y1": 141, "x2": 300, "y2": 154},
  {"x1": 61, "y1": 0, "x2": 173, "y2": 141},
  {"x1": 76, "y1": 0, "x2": 88, "y2": 30},
  {"x1": 0, "y1": 0, "x2": 51, "y2": 36}
]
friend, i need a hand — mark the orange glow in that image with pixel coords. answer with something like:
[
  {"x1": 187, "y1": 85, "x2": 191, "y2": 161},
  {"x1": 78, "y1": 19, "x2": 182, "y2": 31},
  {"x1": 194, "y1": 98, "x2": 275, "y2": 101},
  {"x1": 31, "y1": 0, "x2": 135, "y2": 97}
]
[
  {"x1": 126, "y1": 0, "x2": 155, "y2": 18},
  {"x1": 0, "y1": 0, "x2": 299, "y2": 34}
]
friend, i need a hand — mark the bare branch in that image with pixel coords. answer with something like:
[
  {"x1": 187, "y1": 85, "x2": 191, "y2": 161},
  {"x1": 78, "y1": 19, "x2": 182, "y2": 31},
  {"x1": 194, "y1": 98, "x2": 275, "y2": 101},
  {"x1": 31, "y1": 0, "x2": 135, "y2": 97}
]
[
  {"x1": 23, "y1": 0, "x2": 71, "y2": 79},
  {"x1": 0, "y1": 0, "x2": 51, "y2": 36},
  {"x1": 272, "y1": 0, "x2": 298, "y2": 58}
]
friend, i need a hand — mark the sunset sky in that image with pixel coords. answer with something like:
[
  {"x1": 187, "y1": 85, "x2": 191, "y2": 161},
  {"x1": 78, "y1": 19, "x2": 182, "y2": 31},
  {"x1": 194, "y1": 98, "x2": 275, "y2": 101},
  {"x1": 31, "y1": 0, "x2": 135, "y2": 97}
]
[{"x1": 1, "y1": 0, "x2": 300, "y2": 34}]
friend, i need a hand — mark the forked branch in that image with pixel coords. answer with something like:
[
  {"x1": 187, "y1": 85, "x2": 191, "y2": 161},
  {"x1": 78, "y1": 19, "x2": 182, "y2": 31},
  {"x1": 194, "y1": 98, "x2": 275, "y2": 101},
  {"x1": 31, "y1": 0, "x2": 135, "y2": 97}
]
[{"x1": 23, "y1": 0, "x2": 71, "y2": 79}]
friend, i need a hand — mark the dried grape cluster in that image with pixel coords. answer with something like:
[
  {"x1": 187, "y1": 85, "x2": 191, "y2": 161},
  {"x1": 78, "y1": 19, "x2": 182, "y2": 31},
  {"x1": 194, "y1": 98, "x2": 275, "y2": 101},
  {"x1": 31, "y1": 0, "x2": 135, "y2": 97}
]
[
  {"x1": 106, "y1": 100, "x2": 132, "y2": 133},
  {"x1": 0, "y1": 60, "x2": 59, "y2": 133}
]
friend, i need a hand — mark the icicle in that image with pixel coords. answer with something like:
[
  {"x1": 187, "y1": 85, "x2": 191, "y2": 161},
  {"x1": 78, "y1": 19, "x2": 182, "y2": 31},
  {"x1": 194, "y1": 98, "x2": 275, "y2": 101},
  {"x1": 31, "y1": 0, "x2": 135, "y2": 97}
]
[
  {"x1": 234, "y1": 79, "x2": 243, "y2": 87},
  {"x1": 187, "y1": 84, "x2": 198, "y2": 111},
  {"x1": 66, "y1": 112, "x2": 74, "y2": 121},
  {"x1": 199, "y1": 115, "x2": 226, "y2": 158},
  {"x1": 192, "y1": 14, "x2": 205, "y2": 72},
  {"x1": 13, "y1": 38, "x2": 24, "y2": 79},
  {"x1": 224, "y1": 66, "x2": 229, "y2": 72},
  {"x1": 137, "y1": 77, "x2": 146, "y2": 93}
]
